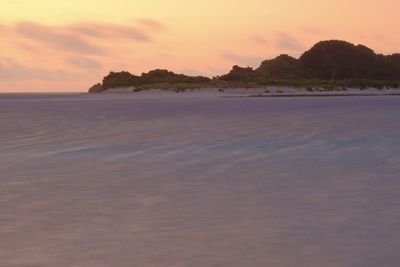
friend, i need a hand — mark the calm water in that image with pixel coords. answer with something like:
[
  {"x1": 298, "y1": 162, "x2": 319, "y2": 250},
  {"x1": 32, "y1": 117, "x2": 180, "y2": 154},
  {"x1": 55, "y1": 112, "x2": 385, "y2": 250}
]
[{"x1": 0, "y1": 94, "x2": 399, "y2": 267}]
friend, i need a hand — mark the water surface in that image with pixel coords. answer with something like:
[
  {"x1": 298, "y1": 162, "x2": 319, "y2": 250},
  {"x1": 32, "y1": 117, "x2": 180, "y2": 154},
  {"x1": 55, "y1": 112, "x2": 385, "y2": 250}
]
[{"x1": 1, "y1": 94, "x2": 399, "y2": 267}]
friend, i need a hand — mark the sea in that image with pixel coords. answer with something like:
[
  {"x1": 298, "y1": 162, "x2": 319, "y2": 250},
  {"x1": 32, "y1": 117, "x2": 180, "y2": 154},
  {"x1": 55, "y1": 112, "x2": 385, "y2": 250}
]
[{"x1": 0, "y1": 93, "x2": 399, "y2": 267}]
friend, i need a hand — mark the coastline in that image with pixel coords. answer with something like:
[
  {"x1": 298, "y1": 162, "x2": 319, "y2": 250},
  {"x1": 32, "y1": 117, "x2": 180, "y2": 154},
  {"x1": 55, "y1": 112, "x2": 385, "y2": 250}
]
[
  {"x1": 2, "y1": 87, "x2": 400, "y2": 100},
  {"x1": 94, "y1": 86, "x2": 400, "y2": 98}
]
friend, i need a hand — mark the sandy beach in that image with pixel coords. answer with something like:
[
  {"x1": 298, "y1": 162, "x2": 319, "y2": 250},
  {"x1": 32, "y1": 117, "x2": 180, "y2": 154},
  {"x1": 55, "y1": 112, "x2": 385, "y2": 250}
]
[{"x1": 98, "y1": 86, "x2": 400, "y2": 98}]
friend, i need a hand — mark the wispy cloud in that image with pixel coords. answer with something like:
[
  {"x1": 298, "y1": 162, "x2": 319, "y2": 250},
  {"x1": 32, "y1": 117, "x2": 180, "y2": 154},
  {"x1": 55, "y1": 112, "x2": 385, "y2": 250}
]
[
  {"x1": 3, "y1": 20, "x2": 163, "y2": 57},
  {"x1": 0, "y1": 58, "x2": 72, "y2": 81},
  {"x1": 222, "y1": 52, "x2": 263, "y2": 67},
  {"x1": 0, "y1": 20, "x2": 166, "y2": 86},
  {"x1": 252, "y1": 35, "x2": 268, "y2": 45},
  {"x1": 15, "y1": 22, "x2": 105, "y2": 55},
  {"x1": 136, "y1": 18, "x2": 167, "y2": 31},
  {"x1": 275, "y1": 33, "x2": 304, "y2": 52},
  {"x1": 70, "y1": 23, "x2": 152, "y2": 41},
  {"x1": 301, "y1": 27, "x2": 326, "y2": 36},
  {"x1": 66, "y1": 56, "x2": 102, "y2": 70}
]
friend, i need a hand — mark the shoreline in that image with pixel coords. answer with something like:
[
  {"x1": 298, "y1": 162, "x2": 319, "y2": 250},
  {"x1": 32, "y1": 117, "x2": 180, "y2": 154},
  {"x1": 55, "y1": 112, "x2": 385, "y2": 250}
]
[
  {"x1": 2, "y1": 87, "x2": 400, "y2": 100},
  {"x1": 94, "y1": 86, "x2": 400, "y2": 98},
  {"x1": 243, "y1": 93, "x2": 400, "y2": 98}
]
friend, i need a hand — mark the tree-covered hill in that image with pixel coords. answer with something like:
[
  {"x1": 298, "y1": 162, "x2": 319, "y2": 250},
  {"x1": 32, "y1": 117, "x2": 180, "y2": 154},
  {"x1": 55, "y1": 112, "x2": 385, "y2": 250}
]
[
  {"x1": 89, "y1": 40, "x2": 400, "y2": 93},
  {"x1": 90, "y1": 70, "x2": 211, "y2": 92},
  {"x1": 220, "y1": 40, "x2": 400, "y2": 82},
  {"x1": 299, "y1": 40, "x2": 400, "y2": 80}
]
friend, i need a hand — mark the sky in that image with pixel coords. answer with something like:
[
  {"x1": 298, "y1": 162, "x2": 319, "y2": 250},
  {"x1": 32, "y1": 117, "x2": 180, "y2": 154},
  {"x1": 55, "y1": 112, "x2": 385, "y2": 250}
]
[{"x1": 1, "y1": 0, "x2": 400, "y2": 92}]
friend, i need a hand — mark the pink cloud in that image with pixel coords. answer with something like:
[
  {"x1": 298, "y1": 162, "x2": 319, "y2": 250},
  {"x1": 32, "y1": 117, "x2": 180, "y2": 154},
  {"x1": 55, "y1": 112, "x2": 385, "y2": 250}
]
[
  {"x1": 3, "y1": 20, "x2": 163, "y2": 58},
  {"x1": 0, "y1": 20, "x2": 166, "y2": 87},
  {"x1": 66, "y1": 56, "x2": 102, "y2": 70},
  {"x1": 252, "y1": 35, "x2": 268, "y2": 45},
  {"x1": 0, "y1": 58, "x2": 73, "y2": 81},
  {"x1": 222, "y1": 52, "x2": 263, "y2": 67},
  {"x1": 275, "y1": 33, "x2": 304, "y2": 52},
  {"x1": 136, "y1": 18, "x2": 168, "y2": 31},
  {"x1": 15, "y1": 22, "x2": 105, "y2": 55},
  {"x1": 302, "y1": 27, "x2": 326, "y2": 36},
  {"x1": 70, "y1": 23, "x2": 152, "y2": 41}
]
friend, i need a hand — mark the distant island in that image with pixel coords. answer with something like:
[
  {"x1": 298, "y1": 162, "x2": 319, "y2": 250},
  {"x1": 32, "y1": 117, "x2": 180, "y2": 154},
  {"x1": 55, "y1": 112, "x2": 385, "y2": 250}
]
[{"x1": 89, "y1": 40, "x2": 400, "y2": 94}]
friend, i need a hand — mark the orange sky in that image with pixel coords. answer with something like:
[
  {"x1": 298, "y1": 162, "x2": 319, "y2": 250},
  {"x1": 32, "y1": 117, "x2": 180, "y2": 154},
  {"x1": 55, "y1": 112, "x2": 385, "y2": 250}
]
[{"x1": 1, "y1": 0, "x2": 399, "y2": 92}]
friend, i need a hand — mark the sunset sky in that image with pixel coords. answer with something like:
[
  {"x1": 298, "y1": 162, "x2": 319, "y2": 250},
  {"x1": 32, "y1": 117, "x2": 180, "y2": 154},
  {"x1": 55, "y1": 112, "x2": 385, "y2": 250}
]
[{"x1": 1, "y1": 0, "x2": 399, "y2": 92}]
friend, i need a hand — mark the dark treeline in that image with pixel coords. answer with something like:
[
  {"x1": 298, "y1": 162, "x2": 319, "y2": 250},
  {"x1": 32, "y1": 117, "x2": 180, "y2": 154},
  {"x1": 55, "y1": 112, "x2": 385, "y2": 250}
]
[{"x1": 89, "y1": 40, "x2": 400, "y2": 93}]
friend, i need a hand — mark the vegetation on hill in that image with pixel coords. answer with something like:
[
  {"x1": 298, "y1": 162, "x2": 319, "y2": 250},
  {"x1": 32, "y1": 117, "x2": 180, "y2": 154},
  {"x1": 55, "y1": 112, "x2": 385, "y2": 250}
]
[
  {"x1": 89, "y1": 40, "x2": 400, "y2": 93},
  {"x1": 89, "y1": 69, "x2": 211, "y2": 92},
  {"x1": 102, "y1": 71, "x2": 139, "y2": 90},
  {"x1": 255, "y1": 54, "x2": 308, "y2": 79},
  {"x1": 219, "y1": 66, "x2": 258, "y2": 82},
  {"x1": 140, "y1": 69, "x2": 210, "y2": 84},
  {"x1": 299, "y1": 40, "x2": 399, "y2": 80}
]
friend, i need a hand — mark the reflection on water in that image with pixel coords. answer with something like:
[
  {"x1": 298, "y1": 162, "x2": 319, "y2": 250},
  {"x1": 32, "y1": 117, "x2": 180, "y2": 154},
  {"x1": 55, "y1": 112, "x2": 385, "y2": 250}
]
[{"x1": 0, "y1": 94, "x2": 399, "y2": 267}]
